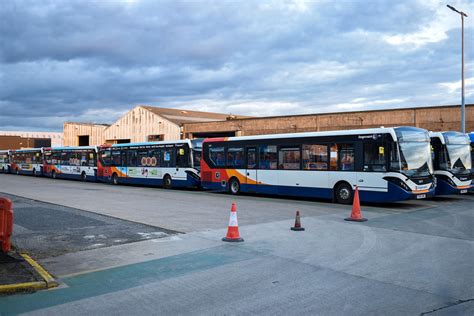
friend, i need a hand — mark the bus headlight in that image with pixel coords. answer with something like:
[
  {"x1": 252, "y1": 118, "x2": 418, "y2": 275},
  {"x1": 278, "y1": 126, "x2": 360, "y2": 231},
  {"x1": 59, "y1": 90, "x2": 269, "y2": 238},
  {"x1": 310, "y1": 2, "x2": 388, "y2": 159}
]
[{"x1": 383, "y1": 177, "x2": 410, "y2": 191}]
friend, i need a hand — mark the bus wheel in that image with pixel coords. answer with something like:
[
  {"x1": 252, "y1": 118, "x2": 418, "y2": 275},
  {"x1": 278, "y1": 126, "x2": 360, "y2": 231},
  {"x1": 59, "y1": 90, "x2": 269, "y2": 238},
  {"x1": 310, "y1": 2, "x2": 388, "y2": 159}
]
[
  {"x1": 33, "y1": 168, "x2": 37, "y2": 176},
  {"x1": 1, "y1": 167, "x2": 4, "y2": 173},
  {"x1": 81, "y1": 172, "x2": 87, "y2": 181},
  {"x1": 163, "y1": 175, "x2": 172, "y2": 189},
  {"x1": 335, "y1": 182, "x2": 353, "y2": 204},
  {"x1": 111, "y1": 173, "x2": 119, "y2": 185},
  {"x1": 16, "y1": 168, "x2": 19, "y2": 175},
  {"x1": 52, "y1": 170, "x2": 57, "y2": 179},
  {"x1": 229, "y1": 178, "x2": 240, "y2": 195}
]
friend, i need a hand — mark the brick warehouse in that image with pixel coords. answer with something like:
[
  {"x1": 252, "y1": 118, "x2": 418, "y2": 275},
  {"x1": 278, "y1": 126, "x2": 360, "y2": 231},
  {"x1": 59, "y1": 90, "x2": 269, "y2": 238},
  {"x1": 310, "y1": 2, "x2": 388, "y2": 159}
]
[
  {"x1": 182, "y1": 104, "x2": 474, "y2": 139},
  {"x1": 63, "y1": 103, "x2": 473, "y2": 145}
]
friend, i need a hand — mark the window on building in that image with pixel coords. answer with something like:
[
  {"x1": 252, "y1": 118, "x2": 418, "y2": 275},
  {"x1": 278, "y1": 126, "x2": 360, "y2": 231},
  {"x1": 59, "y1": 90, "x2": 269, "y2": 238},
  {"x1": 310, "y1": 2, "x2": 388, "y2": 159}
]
[
  {"x1": 302, "y1": 145, "x2": 328, "y2": 170},
  {"x1": 363, "y1": 142, "x2": 387, "y2": 171},
  {"x1": 278, "y1": 146, "x2": 301, "y2": 170},
  {"x1": 227, "y1": 147, "x2": 244, "y2": 168},
  {"x1": 338, "y1": 144, "x2": 355, "y2": 171},
  {"x1": 259, "y1": 145, "x2": 277, "y2": 170},
  {"x1": 209, "y1": 146, "x2": 225, "y2": 167}
]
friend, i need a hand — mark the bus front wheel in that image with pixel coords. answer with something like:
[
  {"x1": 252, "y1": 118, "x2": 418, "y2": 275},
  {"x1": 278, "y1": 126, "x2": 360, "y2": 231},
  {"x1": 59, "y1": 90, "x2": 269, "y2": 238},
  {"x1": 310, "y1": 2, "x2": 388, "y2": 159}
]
[
  {"x1": 335, "y1": 182, "x2": 353, "y2": 205},
  {"x1": 163, "y1": 175, "x2": 172, "y2": 189},
  {"x1": 229, "y1": 178, "x2": 240, "y2": 195}
]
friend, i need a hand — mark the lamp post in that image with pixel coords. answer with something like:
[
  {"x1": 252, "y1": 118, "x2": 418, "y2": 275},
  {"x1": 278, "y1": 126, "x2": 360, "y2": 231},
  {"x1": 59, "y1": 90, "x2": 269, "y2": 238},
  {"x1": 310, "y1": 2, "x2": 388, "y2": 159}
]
[{"x1": 447, "y1": 4, "x2": 468, "y2": 133}]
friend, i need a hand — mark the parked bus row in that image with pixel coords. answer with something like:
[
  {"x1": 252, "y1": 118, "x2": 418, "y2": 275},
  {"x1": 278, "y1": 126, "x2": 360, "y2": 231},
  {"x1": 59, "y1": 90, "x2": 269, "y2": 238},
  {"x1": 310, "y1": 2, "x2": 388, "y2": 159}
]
[{"x1": 0, "y1": 127, "x2": 472, "y2": 204}]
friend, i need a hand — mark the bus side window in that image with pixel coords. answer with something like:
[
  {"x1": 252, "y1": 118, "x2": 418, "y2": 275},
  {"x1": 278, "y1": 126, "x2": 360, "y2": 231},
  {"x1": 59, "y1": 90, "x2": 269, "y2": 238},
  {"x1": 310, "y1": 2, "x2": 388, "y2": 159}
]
[
  {"x1": 209, "y1": 146, "x2": 225, "y2": 167},
  {"x1": 227, "y1": 147, "x2": 244, "y2": 169},
  {"x1": 246, "y1": 148, "x2": 257, "y2": 169},
  {"x1": 176, "y1": 146, "x2": 190, "y2": 168},
  {"x1": 61, "y1": 152, "x2": 69, "y2": 165},
  {"x1": 127, "y1": 151, "x2": 137, "y2": 167},
  {"x1": 302, "y1": 144, "x2": 328, "y2": 170},
  {"x1": 363, "y1": 142, "x2": 387, "y2": 172},
  {"x1": 278, "y1": 146, "x2": 301, "y2": 170},
  {"x1": 101, "y1": 151, "x2": 111, "y2": 166},
  {"x1": 111, "y1": 150, "x2": 122, "y2": 166},
  {"x1": 162, "y1": 147, "x2": 175, "y2": 168},
  {"x1": 259, "y1": 145, "x2": 277, "y2": 170},
  {"x1": 337, "y1": 144, "x2": 355, "y2": 171}
]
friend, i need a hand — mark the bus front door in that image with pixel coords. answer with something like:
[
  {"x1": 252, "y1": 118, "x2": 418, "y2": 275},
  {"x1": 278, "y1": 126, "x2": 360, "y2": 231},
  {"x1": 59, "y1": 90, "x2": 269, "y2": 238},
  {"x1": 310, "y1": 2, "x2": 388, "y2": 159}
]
[{"x1": 245, "y1": 147, "x2": 258, "y2": 193}]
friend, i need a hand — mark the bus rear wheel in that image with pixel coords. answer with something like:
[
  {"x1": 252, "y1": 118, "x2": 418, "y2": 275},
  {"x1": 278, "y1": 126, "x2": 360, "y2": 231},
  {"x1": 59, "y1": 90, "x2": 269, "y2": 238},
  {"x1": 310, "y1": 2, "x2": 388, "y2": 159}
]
[
  {"x1": 33, "y1": 168, "x2": 37, "y2": 176},
  {"x1": 335, "y1": 182, "x2": 353, "y2": 205},
  {"x1": 81, "y1": 172, "x2": 87, "y2": 181},
  {"x1": 229, "y1": 178, "x2": 240, "y2": 195},
  {"x1": 111, "y1": 173, "x2": 119, "y2": 185},
  {"x1": 52, "y1": 170, "x2": 57, "y2": 179},
  {"x1": 16, "y1": 168, "x2": 19, "y2": 175},
  {"x1": 163, "y1": 175, "x2": 172, "y2": 189}
]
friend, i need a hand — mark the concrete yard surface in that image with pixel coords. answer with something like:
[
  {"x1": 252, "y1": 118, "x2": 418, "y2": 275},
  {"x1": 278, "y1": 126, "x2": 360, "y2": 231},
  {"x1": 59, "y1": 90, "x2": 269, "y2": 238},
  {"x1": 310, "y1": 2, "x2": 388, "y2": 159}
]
[{"x1": 0, "y1": 174, "x2": 473, "y2": 315}]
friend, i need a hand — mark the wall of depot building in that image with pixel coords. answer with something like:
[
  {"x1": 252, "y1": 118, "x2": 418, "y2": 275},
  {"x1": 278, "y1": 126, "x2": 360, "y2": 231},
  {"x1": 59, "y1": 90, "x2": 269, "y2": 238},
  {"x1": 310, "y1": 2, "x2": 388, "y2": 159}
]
[{"x1": 182, "y1": 104, "x2": 474, "y2": 138}]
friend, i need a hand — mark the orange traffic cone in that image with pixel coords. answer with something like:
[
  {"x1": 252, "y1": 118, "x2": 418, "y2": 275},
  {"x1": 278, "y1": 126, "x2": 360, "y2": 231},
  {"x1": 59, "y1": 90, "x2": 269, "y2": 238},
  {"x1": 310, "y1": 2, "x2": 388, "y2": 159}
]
[
  {"x1": 344, "y1": 186, "x2": 367, "y2": 222},
  {"x1": 222, "y1": 202, "x2": 244, "y2": 242},
  {"x1": 291, "y1": 210, "x2": 305, "y2": 231}
]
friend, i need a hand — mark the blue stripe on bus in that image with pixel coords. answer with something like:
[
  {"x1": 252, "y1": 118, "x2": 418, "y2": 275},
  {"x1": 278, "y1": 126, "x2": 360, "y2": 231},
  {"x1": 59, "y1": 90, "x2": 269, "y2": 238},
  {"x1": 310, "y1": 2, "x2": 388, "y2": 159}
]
[
  {"x1": 97, "y1": 174, "x2": 200, "y2": 188},
  {"x1": 434, "y1": 178, "x2": 466, "y2": 195},
  {"x1": 201, "y1": 180, "x2": 435, "y2": 203}
]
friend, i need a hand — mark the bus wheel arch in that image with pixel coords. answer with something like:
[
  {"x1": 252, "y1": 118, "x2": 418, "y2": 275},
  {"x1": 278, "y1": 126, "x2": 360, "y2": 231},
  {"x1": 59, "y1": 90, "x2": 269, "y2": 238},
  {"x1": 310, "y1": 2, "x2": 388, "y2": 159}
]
[
  {"x1": 228, "y1": 177, "x2": 241, "y2": 195},
  {"x1": 334, "y1": 181, "x2": 353, "y2": 204},
  {"x1": 163, "y1": 174, "x2": 172, "y2": 189}
]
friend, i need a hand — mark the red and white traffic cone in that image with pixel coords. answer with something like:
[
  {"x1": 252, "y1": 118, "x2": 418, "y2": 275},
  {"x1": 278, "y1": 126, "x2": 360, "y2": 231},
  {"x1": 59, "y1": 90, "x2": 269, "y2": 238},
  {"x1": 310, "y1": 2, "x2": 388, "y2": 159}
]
[
  {"x1": 291, "y1": 210, "x2": 305, "y2": 231},
  {"x1": 344, "y1": 186, "x2": 367, "y2": 222},
  {"x1": 222, "y1": 202, "x2": 244, "y2": 242}
]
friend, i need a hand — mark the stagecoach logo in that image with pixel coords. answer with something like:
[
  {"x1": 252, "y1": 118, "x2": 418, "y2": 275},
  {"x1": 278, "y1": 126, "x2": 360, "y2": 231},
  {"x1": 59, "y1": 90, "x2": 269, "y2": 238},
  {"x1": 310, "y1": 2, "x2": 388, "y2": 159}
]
[
  {"x1": 215, "y1": 171, "x2": 220, "y2": 179},
  {"x1": 358, "y1": 135, "x2": 378, "y2": 140},
  {"x1": 140, "y1": 157, "x2": 157, "y2": 167}
]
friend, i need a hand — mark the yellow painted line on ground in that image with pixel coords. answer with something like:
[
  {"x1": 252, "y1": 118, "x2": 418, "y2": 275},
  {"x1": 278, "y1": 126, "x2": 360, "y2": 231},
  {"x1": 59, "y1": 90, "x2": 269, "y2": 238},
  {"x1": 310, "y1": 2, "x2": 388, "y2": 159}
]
[
  {"x1": 0, "y1": 281, "x2": 47, "y2": 294},
  {"x1": 20, "y1": 253, "x2": 59, "y2": 288},
  {"x1": 0, "y1": 253, "x2": 59, "y2": 294}
]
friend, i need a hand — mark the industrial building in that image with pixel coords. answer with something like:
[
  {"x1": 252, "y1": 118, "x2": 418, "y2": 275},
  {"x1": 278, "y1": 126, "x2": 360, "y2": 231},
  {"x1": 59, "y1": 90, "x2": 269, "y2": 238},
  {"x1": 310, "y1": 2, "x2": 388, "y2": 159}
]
[
  {"x1": 0, "y1": 131, "x2": 63, "y2": 150},
  {"x1": 63, "y1": 103, "x2": 473, "y2": 146},
  {"x1": 63, "y1": 105, "x2": 247, "y2": 146},
  {"x1": 183, "y1": 104, "x2": 474, "y2": 138}
]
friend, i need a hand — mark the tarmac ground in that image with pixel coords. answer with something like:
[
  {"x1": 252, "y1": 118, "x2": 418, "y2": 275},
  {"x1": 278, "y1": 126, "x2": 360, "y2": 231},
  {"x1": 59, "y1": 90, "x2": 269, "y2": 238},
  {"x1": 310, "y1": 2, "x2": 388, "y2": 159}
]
[{"x1": 0, "y1": 173, "x2": 473, "y2": 315}]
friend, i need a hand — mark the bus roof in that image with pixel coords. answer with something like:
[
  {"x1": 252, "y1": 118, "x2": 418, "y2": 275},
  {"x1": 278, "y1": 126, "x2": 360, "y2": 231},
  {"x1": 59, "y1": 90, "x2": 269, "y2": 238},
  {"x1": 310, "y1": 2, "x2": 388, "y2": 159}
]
[
  {"x1": 106, "y1": 139, "x2": 192, "y2": 148},
  {"x1": 211, "y1": 127, "x2": 405, "y2": 143},
  {"x1": 11, "y1": 148, "x2": 43, "y2": 153}
]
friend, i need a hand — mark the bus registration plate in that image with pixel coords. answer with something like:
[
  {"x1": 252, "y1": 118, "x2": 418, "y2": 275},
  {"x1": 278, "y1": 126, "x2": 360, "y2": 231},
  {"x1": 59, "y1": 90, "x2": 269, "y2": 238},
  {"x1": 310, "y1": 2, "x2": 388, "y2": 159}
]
[
  {"x1": 460, "y1": 189, "x2": 468, "y2": 194},
  {"x1": 416, "y1": 194, "x2": 426, "y2": 199}
]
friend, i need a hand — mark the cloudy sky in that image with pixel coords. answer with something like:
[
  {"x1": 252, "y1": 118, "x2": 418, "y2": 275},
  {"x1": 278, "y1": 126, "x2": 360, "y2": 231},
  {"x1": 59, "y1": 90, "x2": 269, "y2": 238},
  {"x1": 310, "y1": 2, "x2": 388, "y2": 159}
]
[{"x1": 1, "y1": 0, "x2": 473, "y2": 131}]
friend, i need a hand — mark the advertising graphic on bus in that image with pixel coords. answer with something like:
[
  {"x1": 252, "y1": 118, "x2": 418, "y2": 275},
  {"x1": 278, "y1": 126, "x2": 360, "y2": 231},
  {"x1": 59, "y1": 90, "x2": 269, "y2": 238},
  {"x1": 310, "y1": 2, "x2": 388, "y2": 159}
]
[
  {"x1": 430, "y1": 131, "x2": 473, "y2": 195},
  {"x1": 201, "y1": 127, "x2": 436, "y2": 203},
  {"x1": 97, "y1": 139, "x2": 202, "y2": 188},
  {"x1": 43, "y1": 147, "x2": 98, "y2": 181},
  {"x1": 9, "y1": 148, "x2": 43, "y2": 176}
]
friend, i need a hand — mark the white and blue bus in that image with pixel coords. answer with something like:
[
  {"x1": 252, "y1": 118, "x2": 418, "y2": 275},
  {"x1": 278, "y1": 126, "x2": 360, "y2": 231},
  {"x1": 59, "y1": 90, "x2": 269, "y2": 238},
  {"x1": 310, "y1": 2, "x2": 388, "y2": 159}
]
[
  {"x1": 0, "y1": 150, "x2": 10, "y2": 173},
  {"x1": 97, "y1": 139, "x2": 202, "y2": 188},
  {"x1": 43, "y1": 146, "x2": 98, "y2": 181},
  {"x1": 201, "y1": 127, "x2": 435, "y2": 203},
  {"x1": 9, "y1": 148, "x2": 43, "y2": 176},
  {"x1": 430, "y1": 131, "x2": 472, "y2": 195}
]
